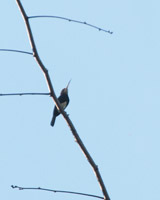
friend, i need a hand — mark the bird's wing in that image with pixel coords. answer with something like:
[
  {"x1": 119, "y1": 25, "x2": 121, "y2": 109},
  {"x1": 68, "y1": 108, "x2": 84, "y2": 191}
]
[{"x1": 57, "y1": 95, "x2": 69, "y2": 110}]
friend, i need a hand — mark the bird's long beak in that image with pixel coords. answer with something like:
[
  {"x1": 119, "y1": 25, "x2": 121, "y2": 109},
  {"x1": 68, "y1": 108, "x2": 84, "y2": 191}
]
[{"x1": 66, "y1": 79, "x2": 71, "y2": 89}]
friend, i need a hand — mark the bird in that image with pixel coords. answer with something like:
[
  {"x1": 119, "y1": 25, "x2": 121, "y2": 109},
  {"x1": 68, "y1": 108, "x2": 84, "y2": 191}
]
[{"x1": 50, "y1": 80, "x2": 71, "y2": 127}]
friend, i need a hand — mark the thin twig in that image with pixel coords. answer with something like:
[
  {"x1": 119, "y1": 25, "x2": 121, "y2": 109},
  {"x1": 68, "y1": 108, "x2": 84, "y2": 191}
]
[
  {"x1": 11, "y1": 185, "x2": 104, "y2": 199},
  {"x1": 15, "y1": 1, "x2": 110, "y2": 200},
  {"x1": 29, "y1": 15, "x2": 113, "y2": 34},
  {"x1": 0, "y1": 92, "x2": 50, "y2": 96},
  {"x1": 0, "y1": 49, "x2": 32, "y2": 55}
]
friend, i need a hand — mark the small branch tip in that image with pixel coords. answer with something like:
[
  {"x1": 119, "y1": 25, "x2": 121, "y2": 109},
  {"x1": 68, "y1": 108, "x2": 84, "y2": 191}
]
[{"x1": 29, "y1": 15, "x2": 112, "y2": 34}]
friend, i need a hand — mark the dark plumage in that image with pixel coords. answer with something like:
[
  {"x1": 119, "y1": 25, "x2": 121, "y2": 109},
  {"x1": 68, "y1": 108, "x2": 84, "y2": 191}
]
[{"x1": 50, "y1": 81, "x2": 70, "y2": 127}]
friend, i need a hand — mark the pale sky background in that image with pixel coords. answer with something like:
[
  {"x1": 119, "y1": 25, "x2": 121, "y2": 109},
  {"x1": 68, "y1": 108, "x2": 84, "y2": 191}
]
[{"x1": 0, "y1": 1, "x2": 160, "y2": 200}]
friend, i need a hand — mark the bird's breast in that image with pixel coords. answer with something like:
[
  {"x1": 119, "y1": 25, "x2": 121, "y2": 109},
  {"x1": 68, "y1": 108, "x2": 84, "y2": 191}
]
[
  {"x1": 56, "y1": 101, "x2": 67, "y2": 112},
  {"x1": 60, "y1": 101, "x2": 67, "y2": 110}
]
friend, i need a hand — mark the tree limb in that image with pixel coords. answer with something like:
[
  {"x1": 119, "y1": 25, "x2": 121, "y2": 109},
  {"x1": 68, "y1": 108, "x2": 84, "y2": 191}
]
[
  {"x1": 11, "y1": 185, "x2": 104, "y2": 199},
  {"x1": 0, "y1": 92, "x2": 50, "y2": 96},
  {"x1": 15, "y1": 1, "x2": 110, "y2": 199},
  {"x1": 29, "y1": 15, "x2": 113, "y2": 34},
  {"x1": 0, "y1": 49, "x2": 32, "y2": 55}
]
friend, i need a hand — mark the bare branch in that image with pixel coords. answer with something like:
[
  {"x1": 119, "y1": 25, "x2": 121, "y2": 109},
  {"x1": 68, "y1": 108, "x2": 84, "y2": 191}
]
[
  {"x1": 0, "y1": 92, "x2": 50, "y2": 96},
  {"x1": 29, "y1": 15, "x2": 113, "y2": 34},
  {"x1": 11, "y1": 185, "x2": 104, "y2": 199},
  {"x1": 15, "y1": 1, "x2": 110, "y2": 200},
  {"x1": 0, "y1": 49, "x2": 32, "y2": 55}
]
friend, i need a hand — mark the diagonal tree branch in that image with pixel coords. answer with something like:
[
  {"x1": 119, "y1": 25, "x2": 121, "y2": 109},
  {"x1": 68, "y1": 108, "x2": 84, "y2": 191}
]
[
  {"x1": 11, "y1": 185, "x2": 104, "y2": 199},
  {"x1": 29, "y1": 15, "x2": 113, "y2": 34},
  {"x1": 15, "y1": 1, "x2": 110, "y2": 200}
]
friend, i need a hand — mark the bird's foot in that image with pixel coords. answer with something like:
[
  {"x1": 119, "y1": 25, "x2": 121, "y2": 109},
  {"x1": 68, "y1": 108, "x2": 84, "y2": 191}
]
[{"x1": 64, "y1": 111, "x2": 69, "y2": 117}]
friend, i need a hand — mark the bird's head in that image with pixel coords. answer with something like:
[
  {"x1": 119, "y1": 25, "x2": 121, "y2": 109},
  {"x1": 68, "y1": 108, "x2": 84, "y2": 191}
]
[{"x1": 60, "y1": 80, "x2": 71, "y2": 95}]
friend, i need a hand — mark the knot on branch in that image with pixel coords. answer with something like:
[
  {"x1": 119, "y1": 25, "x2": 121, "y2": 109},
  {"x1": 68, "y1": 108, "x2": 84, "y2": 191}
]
[{"x1": 95, "y1": 165, "x2": 99, "y2": 171}]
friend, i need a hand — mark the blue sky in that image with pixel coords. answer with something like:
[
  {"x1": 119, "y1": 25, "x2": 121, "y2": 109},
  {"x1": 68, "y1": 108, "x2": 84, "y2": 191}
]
[{"x1": 0, "y1": 0, "x2": 160, "y2": 200}]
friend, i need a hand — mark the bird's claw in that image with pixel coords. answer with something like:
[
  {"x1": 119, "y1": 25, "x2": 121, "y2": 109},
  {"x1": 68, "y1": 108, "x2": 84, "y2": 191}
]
[{"x1": 64, "y1": 111, "x2": 69, "y2": 116}]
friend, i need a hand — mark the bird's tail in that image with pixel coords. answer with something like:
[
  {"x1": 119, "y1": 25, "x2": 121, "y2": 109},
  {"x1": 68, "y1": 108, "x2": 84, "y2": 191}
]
[{"x1": 50, "y1": 115, "x2": 56, "y2": 127}]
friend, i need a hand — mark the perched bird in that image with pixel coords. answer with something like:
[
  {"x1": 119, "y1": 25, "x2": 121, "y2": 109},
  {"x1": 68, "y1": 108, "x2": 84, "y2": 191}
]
[{"x1": 50, "y1": 80, "x2": 71, "y2": 127}]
